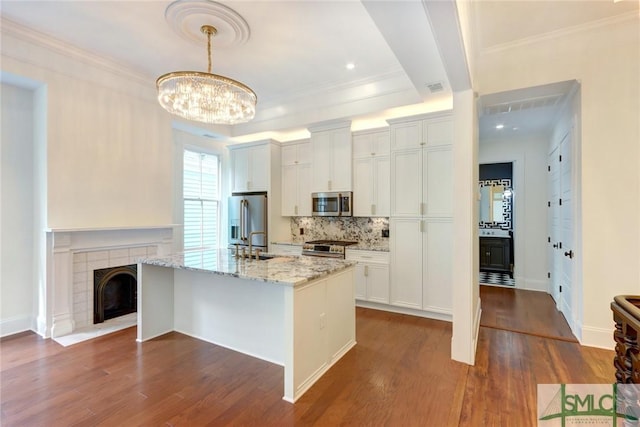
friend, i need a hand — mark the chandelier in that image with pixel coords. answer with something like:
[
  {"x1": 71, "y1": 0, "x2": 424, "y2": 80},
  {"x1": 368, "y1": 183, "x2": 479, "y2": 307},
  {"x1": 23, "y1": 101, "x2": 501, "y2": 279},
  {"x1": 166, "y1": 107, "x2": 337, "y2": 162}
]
[{"x1": 156, "y1": 25, "x2": 257, "y2": 125}]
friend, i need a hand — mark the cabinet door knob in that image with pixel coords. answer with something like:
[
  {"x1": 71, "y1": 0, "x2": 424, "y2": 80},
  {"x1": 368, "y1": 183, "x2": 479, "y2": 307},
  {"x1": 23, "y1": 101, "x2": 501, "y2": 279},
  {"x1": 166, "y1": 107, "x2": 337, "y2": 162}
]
[
  {"x1": 564, "y1": 250, "x2": 574, "y2": 259},
  {"x1": 553, "y1": 243, "x2": 558, "y2": 248}
]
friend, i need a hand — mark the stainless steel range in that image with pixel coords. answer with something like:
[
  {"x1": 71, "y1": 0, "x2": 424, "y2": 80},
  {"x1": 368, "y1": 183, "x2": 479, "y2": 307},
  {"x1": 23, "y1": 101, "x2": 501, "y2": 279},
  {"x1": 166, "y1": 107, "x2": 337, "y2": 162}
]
[{"x1": 302, "y1": 240, "x2": 358, "y2": 259}]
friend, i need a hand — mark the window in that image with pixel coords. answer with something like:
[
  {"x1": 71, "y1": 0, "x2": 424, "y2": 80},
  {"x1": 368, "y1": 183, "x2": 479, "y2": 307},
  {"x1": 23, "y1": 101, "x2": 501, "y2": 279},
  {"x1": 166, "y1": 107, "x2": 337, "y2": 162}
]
[{"x1": 183, "y1": 149, "x2": 220, "y2": 251}]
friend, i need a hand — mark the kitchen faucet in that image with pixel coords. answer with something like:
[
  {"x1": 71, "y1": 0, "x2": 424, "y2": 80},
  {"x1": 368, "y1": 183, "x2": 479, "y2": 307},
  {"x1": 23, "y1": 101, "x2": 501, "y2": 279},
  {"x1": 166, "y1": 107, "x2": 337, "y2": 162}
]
[{"x1": 248, "y1": 231, "x2": 266, "y2": 259}]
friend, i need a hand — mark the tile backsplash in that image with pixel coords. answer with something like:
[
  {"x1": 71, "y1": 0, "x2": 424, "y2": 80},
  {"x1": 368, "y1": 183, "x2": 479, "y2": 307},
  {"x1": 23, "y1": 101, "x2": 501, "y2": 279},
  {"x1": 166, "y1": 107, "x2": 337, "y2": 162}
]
[{"x1": 290, "y1": 217, "x2": 389, "y2": 245}]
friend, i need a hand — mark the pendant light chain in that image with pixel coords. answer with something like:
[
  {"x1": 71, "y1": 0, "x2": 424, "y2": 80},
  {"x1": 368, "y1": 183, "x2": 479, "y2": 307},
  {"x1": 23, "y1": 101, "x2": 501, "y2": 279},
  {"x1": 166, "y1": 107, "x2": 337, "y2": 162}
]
[{"x1": 206, "y1": 28, "x2": 212, "y2": 74}]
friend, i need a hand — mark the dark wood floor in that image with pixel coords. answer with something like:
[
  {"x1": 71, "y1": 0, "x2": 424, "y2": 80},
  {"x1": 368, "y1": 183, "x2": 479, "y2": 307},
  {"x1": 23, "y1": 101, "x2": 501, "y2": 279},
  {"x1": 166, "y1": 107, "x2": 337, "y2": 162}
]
[
  {"x1": 1, "y1": 293, "x2": 614, "y2": 426},
  {"x1": 479, "y1": 284, "x2": 577, "y2": 341}
]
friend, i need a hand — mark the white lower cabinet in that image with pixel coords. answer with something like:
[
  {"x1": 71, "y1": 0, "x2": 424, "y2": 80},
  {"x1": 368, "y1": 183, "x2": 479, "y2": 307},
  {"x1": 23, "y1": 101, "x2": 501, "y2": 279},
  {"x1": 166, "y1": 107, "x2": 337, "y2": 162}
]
[
  {"x1": 389, "y1": 218, "x2": 423, "y2": 309},
  {"x1": 389, "y1": 218, "x2": 453, "y2": 315},
  {"x1": 345, "y1": 250, "x2": 390, "y2": 304}
]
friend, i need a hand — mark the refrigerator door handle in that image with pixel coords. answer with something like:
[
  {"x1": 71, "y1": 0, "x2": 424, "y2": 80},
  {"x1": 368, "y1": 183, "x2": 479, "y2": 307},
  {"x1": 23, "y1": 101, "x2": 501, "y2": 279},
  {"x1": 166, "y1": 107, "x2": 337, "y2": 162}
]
[
  {"x1": 242, "y1": 199, "x2": 249, "y2": 241},
  {"x1": 240, "y1": 200, "x2": 244, "y2": 240}
]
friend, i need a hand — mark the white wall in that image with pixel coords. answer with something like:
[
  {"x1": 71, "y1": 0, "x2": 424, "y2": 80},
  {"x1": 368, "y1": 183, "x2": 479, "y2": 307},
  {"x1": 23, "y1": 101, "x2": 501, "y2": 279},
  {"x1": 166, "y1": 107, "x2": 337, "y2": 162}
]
[
  {"x1": 1, "y1": 23, "x2": 175, "y2": 229},
  {"x1": 479, "y1": 133, "x2": 549, "y2": 291},
  {"x1": 1, "y1": 83, "x2": 36, "y2": 335},
  {"x1": 451, "y1": 89, "x2": 479, "y2": 365},
  {"x1": 475, "y1": 15, "x2": 639, "y2": 348}
]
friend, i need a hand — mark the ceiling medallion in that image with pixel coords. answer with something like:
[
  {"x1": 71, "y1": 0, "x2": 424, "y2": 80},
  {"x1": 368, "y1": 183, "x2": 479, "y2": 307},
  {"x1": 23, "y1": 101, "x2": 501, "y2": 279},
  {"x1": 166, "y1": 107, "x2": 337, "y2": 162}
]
[
  {"x1": 164, "y1": 0, "x2": 250, "y2": 48},
  {"x1": 156, "y1": 24, "x2": 257, "y2": 125}
]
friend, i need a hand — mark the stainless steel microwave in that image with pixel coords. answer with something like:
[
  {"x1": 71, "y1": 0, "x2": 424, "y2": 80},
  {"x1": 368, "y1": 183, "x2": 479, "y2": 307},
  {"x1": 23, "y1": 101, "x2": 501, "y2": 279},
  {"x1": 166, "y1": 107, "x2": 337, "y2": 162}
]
[{"x1": 312, "y1": 192, "x2": 353, "y2": 217}]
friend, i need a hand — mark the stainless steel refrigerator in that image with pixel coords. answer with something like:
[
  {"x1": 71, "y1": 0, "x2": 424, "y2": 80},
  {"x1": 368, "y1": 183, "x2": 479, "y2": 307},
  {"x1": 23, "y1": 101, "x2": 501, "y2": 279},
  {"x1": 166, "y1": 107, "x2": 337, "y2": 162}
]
[{"x1": 228, "y1": 192, "x2": 268, "y2": 251}]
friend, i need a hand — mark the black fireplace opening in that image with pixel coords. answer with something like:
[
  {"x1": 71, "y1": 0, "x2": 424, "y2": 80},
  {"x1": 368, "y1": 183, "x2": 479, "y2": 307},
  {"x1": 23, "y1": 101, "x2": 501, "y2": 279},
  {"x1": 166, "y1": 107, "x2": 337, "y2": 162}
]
[{"x1": 93, "y1": 264, "x2": 137, "y2": 324}]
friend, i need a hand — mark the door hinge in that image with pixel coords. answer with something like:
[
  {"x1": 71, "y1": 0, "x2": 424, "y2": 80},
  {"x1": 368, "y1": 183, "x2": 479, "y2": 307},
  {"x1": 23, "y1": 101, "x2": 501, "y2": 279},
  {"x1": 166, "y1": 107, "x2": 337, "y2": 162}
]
[
  {"x1": 559, "y1": 242, "x2": 563, "y2": 249},
  {"x1": 559, "y1": 198, "x2": 562, "y2": 206},
  {"x1": 548, "y1": 165, "x2": 551, "y2": 172},
  {"x1": 559, "y1": 285, "x2": 562, "y2": 292},
  {"x1": 548, "y1": 236, "x2": 551, "y2": 243},
  {"x1": 547, "y1": 272, "x2": 551, "y2": 279},
  {"x1": 548, "y1": 201, "x2": 551, "y2": 207},
  {"x1": 559, "y1": 154, "x2": 562, "y2": 162}
]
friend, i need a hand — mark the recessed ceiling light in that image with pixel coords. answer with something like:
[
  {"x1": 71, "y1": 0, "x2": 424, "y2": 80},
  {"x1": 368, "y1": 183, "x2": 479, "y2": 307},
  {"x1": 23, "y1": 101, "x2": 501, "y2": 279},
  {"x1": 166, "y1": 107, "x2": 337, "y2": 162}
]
[
  {"x1": 346, "y1": 62, "x2": 355, "y2": 70},
  {"x1": 495, "y1": 124, "x2": 504, "y2": 129},
  {"x1": 512, "y1": 126, "x2": 519, "y2": 131}
]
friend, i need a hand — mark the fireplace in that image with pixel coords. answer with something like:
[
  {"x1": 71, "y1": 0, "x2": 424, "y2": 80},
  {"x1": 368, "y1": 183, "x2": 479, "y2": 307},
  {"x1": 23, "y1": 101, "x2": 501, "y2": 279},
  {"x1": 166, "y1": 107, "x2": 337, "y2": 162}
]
[{"x1": 93, "y1": 265, "x2": 137, "y2": 324}]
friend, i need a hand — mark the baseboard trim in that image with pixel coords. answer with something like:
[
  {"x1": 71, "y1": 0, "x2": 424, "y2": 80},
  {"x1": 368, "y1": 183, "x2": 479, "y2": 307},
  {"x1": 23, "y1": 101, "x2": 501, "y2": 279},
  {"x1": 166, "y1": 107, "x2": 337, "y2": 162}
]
[
  {"x1": 0, "y1": 315, "x2": 33, "y2": 338},
  {"x1": 472, "y1": 298, "x2": 482, "y2": 357},
  {"x1": 580, "y1": 325, "x2": 614, "y2": 350},
  {"x1": 356, "y1": 301, "x2": 452, "y2": 322}
]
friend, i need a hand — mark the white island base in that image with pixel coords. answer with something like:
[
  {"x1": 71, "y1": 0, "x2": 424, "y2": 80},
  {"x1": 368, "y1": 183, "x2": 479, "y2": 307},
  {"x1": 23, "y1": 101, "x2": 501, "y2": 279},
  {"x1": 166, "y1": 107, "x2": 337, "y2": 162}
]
[{"x1": 137, "y1": 262, "x2": 356, "y2": 403}]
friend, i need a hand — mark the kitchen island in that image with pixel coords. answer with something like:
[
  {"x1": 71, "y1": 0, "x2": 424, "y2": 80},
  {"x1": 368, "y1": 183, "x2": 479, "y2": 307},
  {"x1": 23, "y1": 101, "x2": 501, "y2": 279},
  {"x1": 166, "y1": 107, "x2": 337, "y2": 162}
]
[{"x1": 137, "y1": 249, "x2": 356, "y2": 403}]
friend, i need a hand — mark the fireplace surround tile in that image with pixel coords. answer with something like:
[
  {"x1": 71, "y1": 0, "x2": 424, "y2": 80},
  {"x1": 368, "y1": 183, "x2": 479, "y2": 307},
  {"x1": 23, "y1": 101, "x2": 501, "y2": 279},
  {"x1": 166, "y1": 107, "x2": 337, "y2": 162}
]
[{"x1": 44, "y1": 226, "x2": 174, "y2": 339}]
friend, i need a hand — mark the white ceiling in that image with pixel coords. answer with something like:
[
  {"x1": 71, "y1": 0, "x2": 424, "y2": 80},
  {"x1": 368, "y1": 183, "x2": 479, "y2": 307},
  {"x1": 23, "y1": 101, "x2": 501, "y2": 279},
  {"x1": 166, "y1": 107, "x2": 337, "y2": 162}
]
[
  {"x1": 1, "y1": 0, "x2": 637, "y2": 141},
  {"x1": 0, "y1": 0, "x2": 454, "y2": 140}
]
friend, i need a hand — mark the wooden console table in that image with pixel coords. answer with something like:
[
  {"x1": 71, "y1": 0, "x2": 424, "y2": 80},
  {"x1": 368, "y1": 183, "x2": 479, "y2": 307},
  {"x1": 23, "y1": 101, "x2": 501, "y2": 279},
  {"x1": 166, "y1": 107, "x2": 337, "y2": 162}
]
[{"x1": 611, "y1": 295, "x2": 640, "y2": 384}]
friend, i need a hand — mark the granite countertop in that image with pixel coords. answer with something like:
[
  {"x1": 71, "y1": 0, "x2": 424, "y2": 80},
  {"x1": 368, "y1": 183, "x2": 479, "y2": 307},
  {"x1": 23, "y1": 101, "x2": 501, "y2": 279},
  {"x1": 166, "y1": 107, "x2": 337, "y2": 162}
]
[
  {"x1": 272, "y1": 241, "x2": 390, "y2": 252},
  {"x1": 138, "y1": 249, "x2": 355, "y2": 287}
]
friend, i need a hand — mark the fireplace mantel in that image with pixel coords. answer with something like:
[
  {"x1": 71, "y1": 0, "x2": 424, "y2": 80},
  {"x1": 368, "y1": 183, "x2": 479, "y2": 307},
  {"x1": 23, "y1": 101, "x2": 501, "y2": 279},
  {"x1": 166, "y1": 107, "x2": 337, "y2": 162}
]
[
  {"x1": 46, "y1": 225, "x2": 180, "y2": 233},
  {"x1": 41, "y1": 226, "x2": 175, "y2": 339}
]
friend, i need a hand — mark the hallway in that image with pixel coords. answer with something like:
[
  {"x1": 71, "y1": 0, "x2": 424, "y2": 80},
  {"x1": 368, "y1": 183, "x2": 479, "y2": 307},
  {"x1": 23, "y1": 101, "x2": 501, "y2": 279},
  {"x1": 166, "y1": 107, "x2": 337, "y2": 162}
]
[{"x1": 479, "y1": 284, "x2": 577, "y2": 342}]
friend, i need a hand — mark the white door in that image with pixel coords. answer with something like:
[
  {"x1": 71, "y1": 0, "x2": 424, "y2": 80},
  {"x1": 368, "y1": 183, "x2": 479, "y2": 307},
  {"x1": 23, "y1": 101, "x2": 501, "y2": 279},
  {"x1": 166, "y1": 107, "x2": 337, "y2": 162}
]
[
  {"x1": 548, "y1": 131, "x2": 574, "y2": 328},
  {"x1": 559, "y1": 131, "x2": 574, "y2": 329},
  {"x1": 548, "y1": 145, "x2": 561, "y2": 305},
  {"x1": 353, "y1": 157, "x2": 373, "y2": 216},
  {"x1": 297, "y1": 163, "x2": 312, "y2": 216},
  {"x1": 390, "y1": 149, "x2": 422, "y2": 217},
  {"x1": 390, "y1": 218, "x2": 423, "y2": 309},
  {"x1": 281, "y1": 164, "x2": 297, "y2": 216},
  {"x1": 373, "y1": 156, "x2": 390, "y2": 217}
]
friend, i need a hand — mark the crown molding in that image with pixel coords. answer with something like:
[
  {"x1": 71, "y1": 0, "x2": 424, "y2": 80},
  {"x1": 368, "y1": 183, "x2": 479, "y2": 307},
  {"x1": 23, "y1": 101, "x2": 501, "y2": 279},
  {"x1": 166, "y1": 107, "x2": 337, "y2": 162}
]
[
  {"x1": 1, "y1": 17, "x2": 153, "y2": 87},
  {"x1": 481, "y1": 10, "x2": 639, "y2": 55}
]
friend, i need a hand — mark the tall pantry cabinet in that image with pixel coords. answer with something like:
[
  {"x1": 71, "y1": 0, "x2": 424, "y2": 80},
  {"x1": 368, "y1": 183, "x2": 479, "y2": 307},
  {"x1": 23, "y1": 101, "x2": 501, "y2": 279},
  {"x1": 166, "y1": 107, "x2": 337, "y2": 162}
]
[{"x1": 387, "y1": 112, "x2": 453, "y2": 318}]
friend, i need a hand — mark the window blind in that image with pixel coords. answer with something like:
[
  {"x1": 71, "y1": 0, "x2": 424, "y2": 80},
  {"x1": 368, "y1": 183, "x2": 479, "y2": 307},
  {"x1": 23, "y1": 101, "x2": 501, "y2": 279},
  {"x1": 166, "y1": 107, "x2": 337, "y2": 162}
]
[{"x1": 183, "y1": 149, "x2": 219, "y2": 251}]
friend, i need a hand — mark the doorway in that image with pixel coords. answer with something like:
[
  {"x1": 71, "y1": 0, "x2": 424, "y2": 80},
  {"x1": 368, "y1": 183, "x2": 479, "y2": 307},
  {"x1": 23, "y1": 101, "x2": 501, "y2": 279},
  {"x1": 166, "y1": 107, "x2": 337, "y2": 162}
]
[
  {"x1": 477, "y1": 80, "x2": 582, "y2": 338},
  {"x1": 479, "y1": 162, "x2": 515, "y2": 287}
]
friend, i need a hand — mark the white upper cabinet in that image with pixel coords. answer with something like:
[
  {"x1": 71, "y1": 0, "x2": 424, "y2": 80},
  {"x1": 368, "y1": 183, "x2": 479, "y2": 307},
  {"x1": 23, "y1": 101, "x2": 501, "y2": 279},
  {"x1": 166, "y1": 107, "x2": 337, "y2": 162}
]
[
  {"x1": 353, "y1": 129, "x2": 390, "y2": 159},
  {"x1": 388, "y1": 113, "x2": 453, "y2": 218},
  {"x1": 352, "y1": 128, "x2": 390, "y2": 217},
  {"x1": 281, "y1": 140, "x2": 312, "y2": 216},
  {"x1": 282, "y1": 142, "x2": 311, "y2": 166},
  {"x1": 423, "y1": 118, "x2": 453, "y2": 147},
  {"x1": 230, "y1": 143, "x2": 269, "y2": 193},
  {"x1": 390, "y1": 120, "x2": 423, "y2": 151},
  {"x1": 310, "y1": 122, "x2": 352, "y2": 192}
]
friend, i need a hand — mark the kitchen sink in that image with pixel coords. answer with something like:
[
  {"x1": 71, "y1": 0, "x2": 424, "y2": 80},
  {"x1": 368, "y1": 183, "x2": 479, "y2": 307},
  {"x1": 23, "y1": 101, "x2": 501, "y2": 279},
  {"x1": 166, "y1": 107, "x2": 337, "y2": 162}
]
[{"x1": 256, "y1": 254, "x2": 279, "y2": 260}]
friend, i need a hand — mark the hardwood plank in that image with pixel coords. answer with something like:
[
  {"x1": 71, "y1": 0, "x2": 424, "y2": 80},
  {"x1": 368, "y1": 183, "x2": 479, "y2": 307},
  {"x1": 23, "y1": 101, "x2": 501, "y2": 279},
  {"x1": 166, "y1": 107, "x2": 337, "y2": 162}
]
[
  {"x1": 479, "y1": 285, "x2": 577, "y2": 341},
  {"x1": 0, "y1": 301, "x2": 614, "y2": 426}
]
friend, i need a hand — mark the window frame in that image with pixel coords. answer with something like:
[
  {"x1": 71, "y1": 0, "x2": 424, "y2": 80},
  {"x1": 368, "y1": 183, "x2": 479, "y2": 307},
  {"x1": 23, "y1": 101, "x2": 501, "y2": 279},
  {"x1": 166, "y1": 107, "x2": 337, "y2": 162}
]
[{"x1": 183, "y1": 148, "x2": 221, "y2": 251}]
